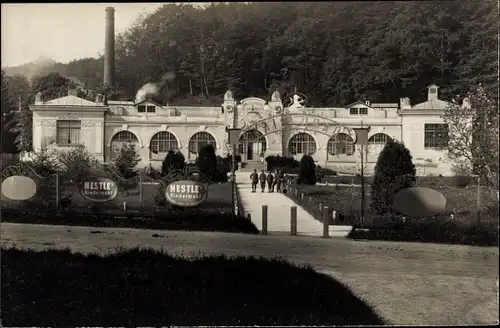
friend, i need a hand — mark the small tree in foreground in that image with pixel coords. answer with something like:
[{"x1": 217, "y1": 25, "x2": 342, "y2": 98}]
[
  {"x1": 443, "y1": 85, "x2": 499, "y2": 189},
  {"x1": 111, "y1": 144, "x2": 141, "y2": 192},
  {"x1": 57, "y1": 145, "x2": 101, "y2": 182},
  {"x1": 371, "y1": 140, "x2": 416, "y2": 215},
  {"x1": 196, "y1": 144, "x2": 217, "y2": 181},
  {"x1": 161, "y1": 150, "x2": 186, "y2": 176},
  {"x1": 297, "y1": 154, "x2": 317, "y2": 185}
]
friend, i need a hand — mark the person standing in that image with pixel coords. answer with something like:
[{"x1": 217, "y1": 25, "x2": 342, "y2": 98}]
[
  {"x1": 267, "y1": 170, "x2": 275, "y2": 192},
  {"x1": 259, "y1": 170, "x2": 267, "y2": 193},
  {"x1": 250, "y1": 169, "x2": 258, "y2": 193},
  {"x1": 275, "y1": 169, "x2": 283, "y2": 193},
  {"x1": 260, "y1": 151, "x2": 265, "y2": 164}
]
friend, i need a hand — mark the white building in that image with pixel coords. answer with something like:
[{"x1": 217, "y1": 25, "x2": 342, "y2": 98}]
[
  {"x1": 28, "y1": 6, "x2": 455, "y2": 176},
  {"x1": 29, "y1": 84, "x2": 453, "y2": 176}
]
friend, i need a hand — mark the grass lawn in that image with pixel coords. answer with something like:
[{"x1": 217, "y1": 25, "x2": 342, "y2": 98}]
[
  {"x1": 1, "y1": 182, "x2": 259, "y2": 234},
  {"x1": 284, "y1": 178, "x2": 499, "y2": 246},
  {"x1": 1, "y1": 247, "x2": 385, "y2": 326},
  {"x1": 1, "y1": 180, "x2": 235, "y2": 213}
]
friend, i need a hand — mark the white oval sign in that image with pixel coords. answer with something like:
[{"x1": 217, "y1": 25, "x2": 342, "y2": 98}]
[
  {"x1": 1, "y1": 175, "x2": 37, "y2": 200},
  {"x1": 394, "y1": 187, "x2": 447, "y2": 218},
  {"x1": 165, "y1": 180, "x2": 208, "y2": 207},
  {"x1": 79, "y1": 177, "x2": 118, "y2": 203}
]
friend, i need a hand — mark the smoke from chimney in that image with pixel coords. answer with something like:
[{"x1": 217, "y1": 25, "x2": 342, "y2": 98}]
[
  {"x1": 104, "y1": 7, "x2": 115, "y2": 87},
  {"x1": 134, "y1": 72, "x2": 176, "y2": 103}
]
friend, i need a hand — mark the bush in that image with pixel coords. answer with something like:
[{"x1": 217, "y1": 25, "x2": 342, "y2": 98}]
[
  {"x1": 196, "y1": 145, "x2": 218, "y2": 181},
  {"x1": 455, "y1": 175, "x2": 472, "y2": 188},
  {"x1": 1, "y1": 247, "x2": 386, "y2": 326},
  {"x1": 111, "y1": 144, "x2": 140, "y2": 179},
  {"x1": 265, "y1": 155, "x2": 299, "y2": 171},
  {"x1": 161, "y1": 150, "x2": 186, "y2": 176},
  {"x1": 371, "y1": 140, "x2": 416, "y2": 215},
  {"x1": 213, "y1": 155, "x2": 230, "y2": 182},
  {"x1": 0, "y1": 208, "x2": 260, "y2": 234},
  {"x1": 154, "y1": 184, "x2": 167, "y2": 207},
  {"x1": 297, "y1": 155, "x2": 317, "y2": 185}
]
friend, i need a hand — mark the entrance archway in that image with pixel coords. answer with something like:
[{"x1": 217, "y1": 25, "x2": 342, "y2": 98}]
[
  {"x1": 188, "y1": 131, "x2": 217, "y2": 160},
  {"x1": 238, "y1": 129, "x2": 267, "y2": 161}
]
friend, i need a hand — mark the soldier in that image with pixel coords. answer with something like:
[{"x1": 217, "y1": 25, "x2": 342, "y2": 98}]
[
  {"x1": 250, "y1": 169, "x2": 258, "y2": 193},
  {"x1": 267, "y1": 170, "x2": 275, "y2": 192},
  {"x1": 259, "y1": 170, "x2": 267, "y2": 192}
]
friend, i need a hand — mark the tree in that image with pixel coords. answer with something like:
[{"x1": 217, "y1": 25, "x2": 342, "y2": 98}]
[
  {"x1": 443, "y1": 85, "x2": 499, "y2": 189},
  {"x1": 297, "y1": 154, "x2": 317, "y2": 185},
  {"x1": 23, "y1": 147, "x2": 60, "y2": 177},
  {"x1": 195, "y1": 144, "x2": 217, "y2": 181},
  {"x1": 161, "y1": 150, "x2": 186, "y2": 176},
  {"x1": 31, "y1": 72, "x2": 70, "y2": 102},
  {"x1": 111, "y1": 144, "x2": 141, "y2": 179},
  {"x1": 371, "y1": 140, "x2": 416, "y2": 215},
  {"x1": 1, "y1": 70, "x2": 20, "y2": 153},
  {"x1": 57, "y1": 145, "x2": 101, "y2": 182},
  {"x1": 3, "y1": 74, "x2": 32, "y2": 152}
]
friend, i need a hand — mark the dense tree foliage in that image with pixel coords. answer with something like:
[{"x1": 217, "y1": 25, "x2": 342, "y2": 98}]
[
  {"x1": 298, "y1": 154, "x2": 317, "y2": 185},
  {"x1": 371, "y1": 140, "x2": 416, "y2": 215},
  {"x1": 1, "y1": 70, "x2": 21, "y2": 153},
  {"x1": 4, "y1": 1, "x2": 498, "y2": 106}
]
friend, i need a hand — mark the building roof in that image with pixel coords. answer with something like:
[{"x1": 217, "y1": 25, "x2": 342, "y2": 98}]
[
  {"x1": 411, "y1": 98, "x2": 449, "y2": 110},
  {"x1": 43, "y1": 95, "x2": 98, "y2": 106},
  {"x1": 67, "y1": 76, "x2": 85, "y2": 86},
  {"x1": 344, "y1": 100, "x2": 373, "y2": 108}
]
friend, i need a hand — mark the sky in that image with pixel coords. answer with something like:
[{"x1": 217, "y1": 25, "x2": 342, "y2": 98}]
[{"x1": 1, "y1": 3, "x2": 199, "y2": 67}]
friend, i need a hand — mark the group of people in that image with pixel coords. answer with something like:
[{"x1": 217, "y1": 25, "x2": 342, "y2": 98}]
[{"x1": 249, "y1": 169, "x2": 285, "y2": 193}]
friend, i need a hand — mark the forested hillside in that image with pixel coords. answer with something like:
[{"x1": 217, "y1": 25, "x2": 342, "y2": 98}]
[{"x1": 4, "y1": 1, "x2": 498, "y2": 106}]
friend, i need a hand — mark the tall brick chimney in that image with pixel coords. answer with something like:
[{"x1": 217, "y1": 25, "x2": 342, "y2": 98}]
[{"x1": 104, "y1": 7, "x2": 115, "y2": 87}]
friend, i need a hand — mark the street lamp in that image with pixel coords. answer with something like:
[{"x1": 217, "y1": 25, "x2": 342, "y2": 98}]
[
  {"x1": 227, "y1": 127, "x2": 242, "y2": 215},
  {"x1": 353, "y1": 125, "x2": 370, "y2": 229}
]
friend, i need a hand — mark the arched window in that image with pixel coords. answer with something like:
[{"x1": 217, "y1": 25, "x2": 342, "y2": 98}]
[
  {"x1": 368, "y1": 133, "x2": 392, "y2": 145},
  {"x1": 288, "y1": 133, "x2": 317, "y2": 155},
  {"x1": 110, "y1": 131, "x2": 139, "y2": 160},
  {"x1": 150, "y1": 132, "x2": 179, "y2": 161},
  {"x1": 327, "y1": 133, "x2": 355, "y2": 156},
  {"x1": 188, "y1": 132, "x2": 217, "y2": 159},
  {"x1": 368, "y1": 133, "x2": 392, "y2": 155}
]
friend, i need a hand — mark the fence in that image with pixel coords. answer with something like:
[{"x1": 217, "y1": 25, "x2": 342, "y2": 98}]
[
  {"x1": 284, "y1": 174, "x2": 499, "y2": 228},
  {"x1": 1, "y1": 163, "x2": 236, "y2": 217}
]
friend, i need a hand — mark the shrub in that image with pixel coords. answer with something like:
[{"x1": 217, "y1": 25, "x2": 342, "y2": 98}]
[
  {"x1": 265, "y1": 155, "x2": 299, "y2": 171},
  {"x1": 161, "y1": 150, "x2": 186, "y2": 176},
  {"x1": 297, "y1": 155, "x2": 317, "y2": 185},
  {"x1": 23, "y1": 147, "x2": 60, "y2": 177},
  {"x1": 455, "y1": 175, "x2": 472, "y2": 188},
  {"x1": 195, "y1": 144, "x2": 218, "y2": 181},
  {"x1": 57, "y1": 145, "x2": 101, "y2": 182},
  {"x1": 371, "y1": 139, "x2": 416, "y2": 215},
  {"x1": 111, "y1": 144, "x2": 141, "y2": 192},
  {"x1": 154, "y1": 183, "x2": 167, "y2": 207}
]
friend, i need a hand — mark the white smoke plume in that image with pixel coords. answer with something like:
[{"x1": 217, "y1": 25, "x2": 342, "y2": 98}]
[{"x1": 135, "y1": 72, "x2": 176, "y2": 103}]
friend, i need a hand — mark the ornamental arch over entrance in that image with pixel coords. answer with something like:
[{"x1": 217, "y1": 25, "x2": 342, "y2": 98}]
[{"x1": 238, "y1": 129, "x2": 267, "y2": 161}]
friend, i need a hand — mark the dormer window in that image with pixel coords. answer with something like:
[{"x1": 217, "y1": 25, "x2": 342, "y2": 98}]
[
  {"x1": 350, "y1": 107, "x2": 368, "y2": 115},
  {"x1": 146, "y1": 105, "x2": 156, "y2": 113},
  {"x1": 138, "y1": 105, "x2": 146, "y2": 113},
  {"x1": 429, "y1": 88, "x2": 437, "y2": 94}
]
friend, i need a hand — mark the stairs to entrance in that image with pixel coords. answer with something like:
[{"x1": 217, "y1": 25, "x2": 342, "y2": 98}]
[{"x1": 240, "y1": 160, "x2": 267, "y2": 172}]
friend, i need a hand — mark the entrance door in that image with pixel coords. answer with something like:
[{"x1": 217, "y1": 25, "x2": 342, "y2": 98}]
[
  {"x1": 247, "y1": 143, "x2": 253, "y2": 160},
  {"x1": 253, "y1": 142, "x2": 263, "y2": 160}
]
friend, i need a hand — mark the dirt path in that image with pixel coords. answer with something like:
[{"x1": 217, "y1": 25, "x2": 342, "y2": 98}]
[{"x1": 1, "y1": 223, "x2": 498, "y2": 325}]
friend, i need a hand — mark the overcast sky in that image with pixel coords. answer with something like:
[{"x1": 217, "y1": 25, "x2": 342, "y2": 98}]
[{"x1": 1, "y1": 3, "x2": 188, "y2": 67}]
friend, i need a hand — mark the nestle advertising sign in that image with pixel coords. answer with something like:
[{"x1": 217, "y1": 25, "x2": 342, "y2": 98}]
[
  {"x1": 80, "y1": 177, "x2": 118, "y2": 203},
  {"x1": 165, "y1": 180, "x2": 208, "y2": 207}
]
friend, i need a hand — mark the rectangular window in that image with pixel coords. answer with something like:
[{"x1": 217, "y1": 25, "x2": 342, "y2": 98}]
[
  {"x1": 424, "y1": 124, "x2": 448, "y2": 148},
  {"x1": 137, "y1": 105, "x2": 146, "y2": 113},
  {"x1": 349, "y1": 107, "x2": 358, "y2": 115},
  {"x1": 56, "y1": 120, "x2": 81, "y2": 145},
  {"x1": 146, "y1": 105, "x2": 156, "y2": 113},
  {"x1": 359, "y1": 107, "x2": 368, "y2": 115}
]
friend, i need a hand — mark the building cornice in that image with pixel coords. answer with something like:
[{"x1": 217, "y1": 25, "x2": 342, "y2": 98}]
[{"x1": 30, "y1": 105, "x2": 108, "y2": 112}]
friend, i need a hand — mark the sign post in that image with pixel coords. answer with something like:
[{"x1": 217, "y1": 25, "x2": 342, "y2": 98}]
[{"x1": 353, "y1": 125, "x2": 370, "y2": 229}]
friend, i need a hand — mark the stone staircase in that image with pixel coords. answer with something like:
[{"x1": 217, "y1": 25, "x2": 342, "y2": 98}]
[{"x1": 240, "y1": 161, "x2": 267, "y2": 172}]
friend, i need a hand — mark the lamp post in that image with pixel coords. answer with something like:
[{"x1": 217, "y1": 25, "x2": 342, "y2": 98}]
[
  {"x1": 227, "y1": 127, "x2": 242, "y2": 215},
  {"x1": 353, "y1": 125, "x2": 370, "y2": 229}
]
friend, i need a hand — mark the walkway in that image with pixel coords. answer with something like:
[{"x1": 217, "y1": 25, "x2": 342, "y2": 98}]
[{"x1": 235, "y1": 172, "x2": 352, "y2": 237}]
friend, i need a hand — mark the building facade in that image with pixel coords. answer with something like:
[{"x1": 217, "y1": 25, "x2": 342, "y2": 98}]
[
  {"x1": 29, "y1": 84, "x2": 454, "y2": 176},
  {"x1": 27, "y1": 7, "x2": 456, "y2": 176}
]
